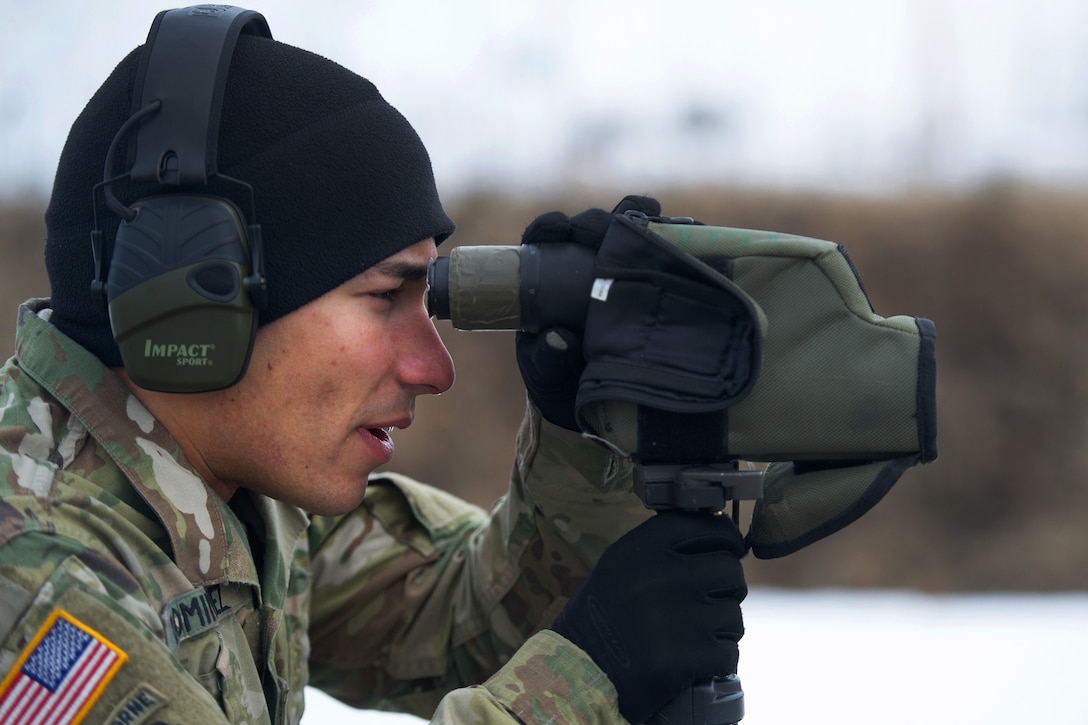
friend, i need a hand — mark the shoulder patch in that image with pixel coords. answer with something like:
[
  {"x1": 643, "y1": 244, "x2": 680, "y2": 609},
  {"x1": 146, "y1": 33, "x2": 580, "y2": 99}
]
[
  {"x1": 103, "y1": 684, "x2": 168, "y2": 725},
  {"x1": 0, "y1": 609, "x2": 127, "y2": 725}
]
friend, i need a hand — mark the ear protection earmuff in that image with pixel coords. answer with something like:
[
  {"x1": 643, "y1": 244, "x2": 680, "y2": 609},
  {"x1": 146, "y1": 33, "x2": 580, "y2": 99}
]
[{"x1": 90, "y1": 5, "x2": 272, "y2": 393}]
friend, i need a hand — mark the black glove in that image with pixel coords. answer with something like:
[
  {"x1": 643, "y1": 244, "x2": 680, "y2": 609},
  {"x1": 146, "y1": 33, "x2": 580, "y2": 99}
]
[
  {"x1": 574, "y1": 213, "x2": 763, "y2": 458},
  {"x1": 551, "y1": 510, "x2": 748, "y2": 724},
  {"x1": 516, "y1": 195, "x2": 660, "y2": 431}
]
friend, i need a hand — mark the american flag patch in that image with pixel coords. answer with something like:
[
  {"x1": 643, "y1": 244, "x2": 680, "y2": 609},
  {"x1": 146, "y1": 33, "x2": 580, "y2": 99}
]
[{"x1": 0, "y1": 609, "x2": 127, "y2": 725}]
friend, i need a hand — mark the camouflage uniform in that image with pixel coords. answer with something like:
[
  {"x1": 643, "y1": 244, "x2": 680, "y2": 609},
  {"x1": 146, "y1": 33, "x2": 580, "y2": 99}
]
[{"x1": 0, "y1": 299, "x2": 652, "y2": 724}]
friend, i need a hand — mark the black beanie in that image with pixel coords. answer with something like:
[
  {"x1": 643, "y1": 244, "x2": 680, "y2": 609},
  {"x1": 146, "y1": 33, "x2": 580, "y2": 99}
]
[{"x1": 44, "y1": 34, "x2": 455, "y2": 366}]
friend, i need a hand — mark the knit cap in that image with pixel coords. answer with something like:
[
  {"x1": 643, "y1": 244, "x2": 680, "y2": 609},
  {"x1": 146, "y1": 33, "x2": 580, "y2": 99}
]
[{"x1": 44, "y1": 32, "x2": 455, "y2": 366}]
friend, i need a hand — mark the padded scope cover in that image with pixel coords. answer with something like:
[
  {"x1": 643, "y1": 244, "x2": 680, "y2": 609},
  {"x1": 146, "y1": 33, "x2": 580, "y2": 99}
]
[{"x1": 577, "y1": 221, "x2": 937, "y2": 467}]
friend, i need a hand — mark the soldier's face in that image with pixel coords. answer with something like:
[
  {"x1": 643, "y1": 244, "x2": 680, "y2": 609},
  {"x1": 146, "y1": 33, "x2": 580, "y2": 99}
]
[{"x1": 199, "y1": 238, "x2": 455, "y2": 514}]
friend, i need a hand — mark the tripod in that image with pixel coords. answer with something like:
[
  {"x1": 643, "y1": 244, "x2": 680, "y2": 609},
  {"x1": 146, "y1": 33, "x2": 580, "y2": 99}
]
[{"x1": 634, "y1": 463, "x2": 764, "y2": 725}]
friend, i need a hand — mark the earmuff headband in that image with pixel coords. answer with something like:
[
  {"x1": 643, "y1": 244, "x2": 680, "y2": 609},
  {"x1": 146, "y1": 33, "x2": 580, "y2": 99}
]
[{"x1": 130, "y1": 5, "x2": 272, "y2": 185}]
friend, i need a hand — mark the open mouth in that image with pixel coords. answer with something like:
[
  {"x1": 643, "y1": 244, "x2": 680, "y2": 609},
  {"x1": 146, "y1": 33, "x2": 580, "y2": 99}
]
[{"x1": 359, "y1": 425, "x2": 396, "y2": 464}]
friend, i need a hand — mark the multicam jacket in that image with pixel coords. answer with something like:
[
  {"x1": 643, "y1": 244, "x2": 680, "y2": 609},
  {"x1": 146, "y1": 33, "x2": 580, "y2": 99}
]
[{"x1": 0, "y1": 299, "x2": 652, "y2": 725}]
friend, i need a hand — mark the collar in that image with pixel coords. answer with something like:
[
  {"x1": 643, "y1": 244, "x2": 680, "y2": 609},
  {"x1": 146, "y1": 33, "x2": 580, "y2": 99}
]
[{"x1": 14, "y1": 300, "x2": 307, "y2": 590}]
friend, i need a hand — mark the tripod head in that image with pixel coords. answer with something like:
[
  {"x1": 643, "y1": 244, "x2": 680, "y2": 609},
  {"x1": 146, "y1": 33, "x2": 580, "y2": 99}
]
[{"x1": 635, "y1": 461, "x2": 760, "y2": 725}]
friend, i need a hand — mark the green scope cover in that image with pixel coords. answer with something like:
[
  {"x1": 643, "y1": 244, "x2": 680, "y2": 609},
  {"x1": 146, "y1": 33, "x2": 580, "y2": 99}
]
[{"x1": 575, "y1": 221, "x2": 937, "y2": 558}]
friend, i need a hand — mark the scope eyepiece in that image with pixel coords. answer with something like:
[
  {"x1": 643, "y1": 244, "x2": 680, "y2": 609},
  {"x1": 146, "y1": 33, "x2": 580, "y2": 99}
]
[
  {"x1": 426, "y1": 255, "x2": 451, "y2": 321},
  {"x1": 425, "y1": 242, "x2": 597, "y2": 333}
]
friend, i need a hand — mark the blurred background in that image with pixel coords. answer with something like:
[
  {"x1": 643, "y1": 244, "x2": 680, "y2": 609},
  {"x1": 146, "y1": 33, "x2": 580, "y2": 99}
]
[
  {"x1": 2, "y1": 1, "x2": 1087, "y2": 721},
  {"x1": 4, "y1": 0, "x2": 1086, "y2": 591}
]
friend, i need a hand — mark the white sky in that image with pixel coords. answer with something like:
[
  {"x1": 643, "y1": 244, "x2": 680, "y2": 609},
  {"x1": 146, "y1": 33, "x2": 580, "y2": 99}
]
[{"x1": 3, "y1": 0, "x2": 1088, "y2": 199}]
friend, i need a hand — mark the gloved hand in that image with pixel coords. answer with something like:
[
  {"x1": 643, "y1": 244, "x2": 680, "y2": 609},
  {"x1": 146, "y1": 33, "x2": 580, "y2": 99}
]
[
  {"x1": 516, "y1": 195, "x2": 660, "y2": 431},
  {"x1": 551, "y1": 510, "x2": 748, "y2": 724}
]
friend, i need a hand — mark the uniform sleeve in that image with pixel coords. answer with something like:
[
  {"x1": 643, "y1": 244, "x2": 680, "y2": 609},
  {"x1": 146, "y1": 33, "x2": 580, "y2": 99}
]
[
  {"x1": 305, "y1": 401, "x2": 650, "y2": 721},
  {"x1": 430, "y1": 631, "x2": 626, "y2": 725},
  {"x1": 0, "y1": 531, "x2": 233, "y2": 724}
]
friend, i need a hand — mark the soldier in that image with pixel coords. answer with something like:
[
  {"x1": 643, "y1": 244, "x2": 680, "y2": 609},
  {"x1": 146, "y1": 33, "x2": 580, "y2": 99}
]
[{"x1": 0, "y1": 7, "x2": 746, "y2": 725}]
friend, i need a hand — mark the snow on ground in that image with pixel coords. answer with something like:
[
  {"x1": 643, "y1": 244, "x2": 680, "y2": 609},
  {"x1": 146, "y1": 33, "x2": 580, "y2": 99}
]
[{"x1": 300, "y1": 587, "x2": 1088, "y2": 724}]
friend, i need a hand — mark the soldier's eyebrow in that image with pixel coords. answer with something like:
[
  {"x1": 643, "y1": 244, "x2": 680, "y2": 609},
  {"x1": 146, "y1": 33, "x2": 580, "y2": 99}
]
[{"x1": 372, "y1": 259, "x2": 429, "y2": 281}]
